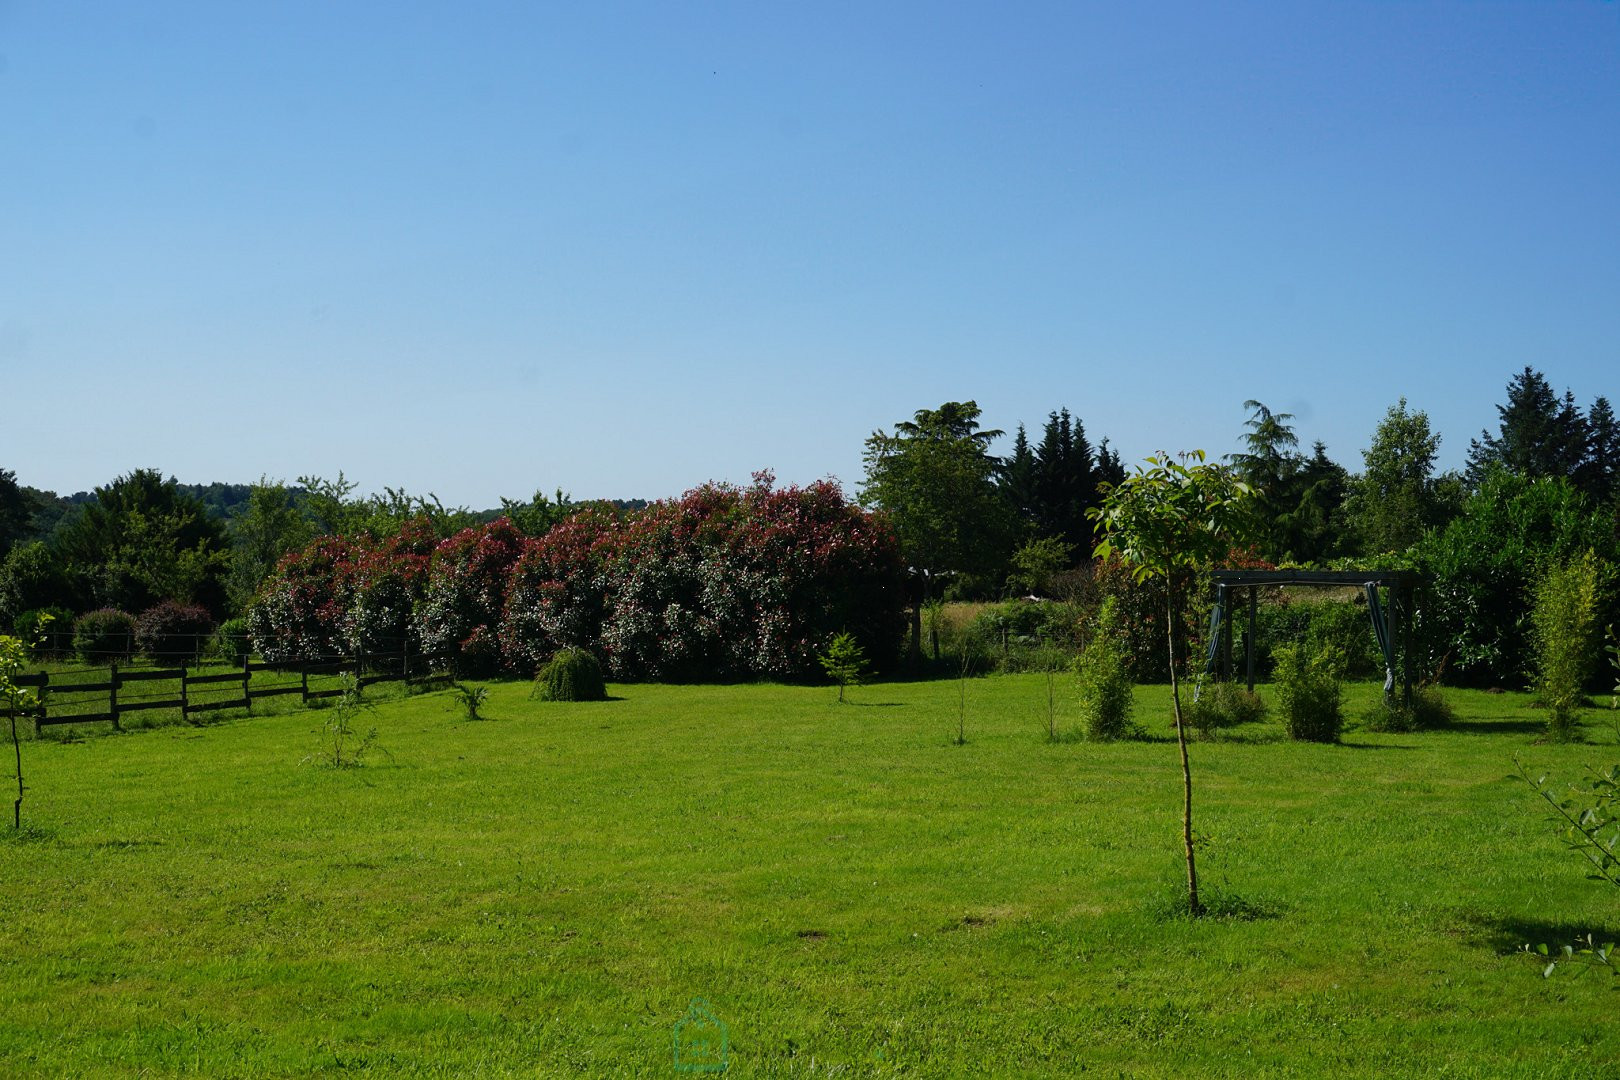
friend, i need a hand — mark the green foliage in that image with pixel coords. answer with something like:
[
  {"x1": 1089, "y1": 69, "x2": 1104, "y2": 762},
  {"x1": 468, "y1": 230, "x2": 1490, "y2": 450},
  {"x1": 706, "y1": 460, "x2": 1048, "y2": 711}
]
[
  {"x1": 450, "y1": 683, "x2": 490, "y2": 721},
  {"x1": 12, "y1": 607, "x2": 72, "y2": 658},
  {"x1": 313, "y1": 674, "x2": 384, "y2": 768},
  {"x1": 52, "y1": 469, "x2": 229, "y2": 616},
  {"x1": 1186, "y1": 680, "x2": 1267, "y2": 739},
  {"x1": 498, "y1": 487, "x2": 575, "y2": 538},
  {"x1": 1361, "y1": 684, "x2": 1454, "y2": 733},
  {"x1": 1342, "y1": 398, "x2": 1456, "y2": 555},
  {"x1": 0, "y1": 541, "x2": 76, "y2": 629},
  {"x1": 72, "y1": 608, "x2": 136, "y2": 662},
  {"x1": 1530, "y1": 550, "x2": 1604, "y2": 741},
  {"x1": 1412, "y1": 471, "x2": 1617, "y2": 686},
  {"x1": 862, "y1": 402, "x2": 1018, "y2": 659},
  {"x1": 211, "y1": 617, "x2": 252, "y2": 663},
  {"x1": 1075, "y1": 597, "x2": 1134, "y2": 742},
  {"x1": 1006, "y1": 535, "x2": 1074, "y2": 597},
  {"x1": 226, "y1": 478, "x2": 313, "y2": 614},
  {"x1": 531, "y1": 647, "x2": 607, "y2": 703},
  {"x1": 1519, "y1": 760, "x2": 1620, "y2": 976},
  {"x1": 1, "y1": 628, "x2": 42, "y2": 828},
  {"x1": 1253, "y1": 597, "x2": 1382, "y2": 680},
  {"x1": 818, "y1": 632, "x2": 868, "y2": 704},
  {"x1": 1272, "y1": 643, "x2": 1346, "y2": 743}
]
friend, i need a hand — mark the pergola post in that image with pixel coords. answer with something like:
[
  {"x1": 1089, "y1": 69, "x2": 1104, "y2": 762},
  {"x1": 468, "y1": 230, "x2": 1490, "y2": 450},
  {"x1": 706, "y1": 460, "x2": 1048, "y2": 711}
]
[{"x1": 1245, "y1": 586, "x2": 1258, "y2": 693}]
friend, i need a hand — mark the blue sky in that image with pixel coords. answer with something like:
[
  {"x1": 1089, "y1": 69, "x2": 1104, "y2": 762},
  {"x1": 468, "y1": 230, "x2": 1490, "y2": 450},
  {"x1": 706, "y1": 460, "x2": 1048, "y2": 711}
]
[{"x1": 3, "y1": 1, "x2": 1616, "y2": 506}]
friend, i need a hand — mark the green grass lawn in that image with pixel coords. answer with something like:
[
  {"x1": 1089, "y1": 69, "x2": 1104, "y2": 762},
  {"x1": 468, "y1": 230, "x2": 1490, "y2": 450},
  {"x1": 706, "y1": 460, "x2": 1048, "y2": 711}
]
[{"x1": 2, "y1": 675, "x2": 1618, "y2": 1078}]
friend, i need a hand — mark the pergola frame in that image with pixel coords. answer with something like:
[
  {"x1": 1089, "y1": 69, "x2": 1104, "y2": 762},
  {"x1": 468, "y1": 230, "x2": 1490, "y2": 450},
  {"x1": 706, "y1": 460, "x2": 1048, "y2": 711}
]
[{"x1": 1207, "y1": 569, "x2": 1421, "y2": 704}]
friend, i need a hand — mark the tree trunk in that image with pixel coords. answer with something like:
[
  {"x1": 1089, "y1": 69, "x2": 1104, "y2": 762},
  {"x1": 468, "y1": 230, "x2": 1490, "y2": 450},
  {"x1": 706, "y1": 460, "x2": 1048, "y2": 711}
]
[
  {"x1": 908, "y1": 601, "x2": 923, "y2": 671},
  {"x1": 1167, "y1": 579, "x2": 1201, "y2": 917}
]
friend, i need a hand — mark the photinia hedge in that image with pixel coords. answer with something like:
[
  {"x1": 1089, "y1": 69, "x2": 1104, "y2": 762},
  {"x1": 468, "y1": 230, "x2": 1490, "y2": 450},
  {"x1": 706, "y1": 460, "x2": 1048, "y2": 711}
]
[
  {"x1": 416, "y1": 517, "x2": 526, "y2": 674},
  {"x1": 250, "y1": 475, "x2": 906, "y2": 680}
]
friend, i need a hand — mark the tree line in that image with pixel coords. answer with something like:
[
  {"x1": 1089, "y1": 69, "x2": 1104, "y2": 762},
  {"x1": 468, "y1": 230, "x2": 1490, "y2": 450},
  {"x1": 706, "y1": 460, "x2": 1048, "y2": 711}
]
[{"x1": 3, "y1": 365, "x2": 1616, "y2": 685}]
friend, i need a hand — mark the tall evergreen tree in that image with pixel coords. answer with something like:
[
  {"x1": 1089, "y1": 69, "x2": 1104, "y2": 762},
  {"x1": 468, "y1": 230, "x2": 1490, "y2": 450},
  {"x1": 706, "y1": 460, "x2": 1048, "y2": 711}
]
[
  {"x1": 1467, "y1": 367, "x2": 1589, "y2": 484},
  {"x1": 999, "y1": 424, "x2": 1038, "y2": 525},
  {"x1": 1577, "y1": 396, "x2": 1620, "y2": 507},
  {"x1": 1030, "y1": 408, "x2": 1097, "y2": 555},
  {"x1": 1228, "y1": 401, "x2": 1305, "y2": 562}
]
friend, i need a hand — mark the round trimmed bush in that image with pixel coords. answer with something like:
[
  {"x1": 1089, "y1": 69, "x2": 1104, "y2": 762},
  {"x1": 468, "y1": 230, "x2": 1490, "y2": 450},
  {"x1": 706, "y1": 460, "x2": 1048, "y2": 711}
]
[
  {"x1": 136, "y1": 601, "x2": 217, "y2": 663},
  {"x1": 73, "y1": 608, "x2": 137, "y2": 662},
  {"x1": 531, "y1": 647, "x2": 606, "y2": 702}
]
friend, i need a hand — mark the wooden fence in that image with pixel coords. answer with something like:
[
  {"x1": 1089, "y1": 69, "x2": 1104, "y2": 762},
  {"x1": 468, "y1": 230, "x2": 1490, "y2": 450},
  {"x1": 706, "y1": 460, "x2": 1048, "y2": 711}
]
[{"x1": 5, "y1": 649, "x2": 450, "y2": 735}]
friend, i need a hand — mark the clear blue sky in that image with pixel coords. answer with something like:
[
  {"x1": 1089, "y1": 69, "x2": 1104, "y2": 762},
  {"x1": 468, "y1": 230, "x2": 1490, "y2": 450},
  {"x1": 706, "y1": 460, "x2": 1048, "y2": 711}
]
[{"x1": 4, "y1": 1, "x2": 1616, "y2": 506}]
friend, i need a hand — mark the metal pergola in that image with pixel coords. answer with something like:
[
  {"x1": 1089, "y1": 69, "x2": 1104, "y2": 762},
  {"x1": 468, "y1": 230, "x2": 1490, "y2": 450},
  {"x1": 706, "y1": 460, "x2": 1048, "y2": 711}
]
[{"x1": 1206, "y1": 569, "x2": 1421, "y2": 704}]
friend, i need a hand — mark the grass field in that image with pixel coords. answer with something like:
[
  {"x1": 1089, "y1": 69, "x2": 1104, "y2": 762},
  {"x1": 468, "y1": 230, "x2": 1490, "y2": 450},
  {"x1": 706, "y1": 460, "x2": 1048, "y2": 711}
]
[{"x1": 2, "y1": 675, "x2": 1618, "y2": 1077}]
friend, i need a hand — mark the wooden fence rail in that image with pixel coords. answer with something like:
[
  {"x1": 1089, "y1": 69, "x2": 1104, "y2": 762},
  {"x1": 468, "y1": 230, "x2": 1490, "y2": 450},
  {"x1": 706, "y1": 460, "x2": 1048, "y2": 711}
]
[{"x1": 4, "y1": 650, "x2": 450, "y2": 735}]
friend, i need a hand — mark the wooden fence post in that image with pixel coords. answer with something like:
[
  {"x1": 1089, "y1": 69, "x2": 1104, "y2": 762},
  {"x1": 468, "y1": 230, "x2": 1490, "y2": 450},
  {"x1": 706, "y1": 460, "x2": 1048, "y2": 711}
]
[
  {"x1": 180, "y1": 666, "x2": 190, "y2": 720},
  {"x1": 242, "y1": 655, "x2": 252, "y2": 716},
  {"x1": 32, "y1": 671, "x2": 49, "y2": 737},
  {"x1": 300, "y1": 665, "x2": 309, "y2": 704},
  {"x1": 109, "y1": 662, "x2": 121, "y2": 732}
]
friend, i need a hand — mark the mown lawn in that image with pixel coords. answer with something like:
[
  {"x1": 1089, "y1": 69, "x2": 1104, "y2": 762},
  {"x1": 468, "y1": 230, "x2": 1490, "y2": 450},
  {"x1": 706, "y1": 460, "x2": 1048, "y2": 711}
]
[{"x1": 1, "y1": 676, "x2": 1617, "y2": 1077}]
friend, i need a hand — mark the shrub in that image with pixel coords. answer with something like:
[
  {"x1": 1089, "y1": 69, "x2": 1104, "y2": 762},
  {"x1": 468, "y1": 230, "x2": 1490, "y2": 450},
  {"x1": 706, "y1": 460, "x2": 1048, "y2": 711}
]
[
  {"x1": 1362, "y1": 684, "x2": 1454, "y2": 733},
  {"x1": 13, "y1": 607, "x2": 73, "y2": 658},
  {"x1": 531, "y1": 647, "x2": 607, "y2": 702},
  {"x1": 415, "y1": 518, "x2": 526, "y2": 676},
  {"x1": 969, "y1": 599, "x2": 1084, "y2": 673},
  {"x1": 212, "y1": 617, "x2": 252, "y2": 663},
  {"x1": 1186, "y1": 680, "x2": 1267, "y2": 739},
  {"x1": 818, "y1": 631, "x2": 868, "y2": 703},
  {"x1": 1273, "y1": 643, "x2": 1346, "y2": 743},
  {"x1": 1075, "y1": 596, "x2": 1134, "y2": 741},
  {"x1": 135, "y1": 600, "x2": 217, "y2": 663},
  {"x1": 1530, "y1": 550, "x2": 1605, "y2": 741},
  {"x1": 73, "y1": 608, "x2": 136, "y2": 662},
  {"x1": 1254, "y1": 597, "x2": 1382, "y2": 681}
]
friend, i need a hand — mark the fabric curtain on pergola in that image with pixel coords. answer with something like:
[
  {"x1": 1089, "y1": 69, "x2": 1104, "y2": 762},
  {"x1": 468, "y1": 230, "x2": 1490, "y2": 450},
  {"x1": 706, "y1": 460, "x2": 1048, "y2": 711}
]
[{"x1": 1201, "y1": 569, "x2": 1420, "y2": 703}]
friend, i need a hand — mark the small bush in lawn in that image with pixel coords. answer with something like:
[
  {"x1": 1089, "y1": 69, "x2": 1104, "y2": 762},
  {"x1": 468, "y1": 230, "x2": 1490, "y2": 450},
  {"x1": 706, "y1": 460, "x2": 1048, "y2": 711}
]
[
  {"x1": 1362, "y1": 683, "x2": 1454, "y2": 733},
  {"x1": 818, "y1": 631, "x2": 868, "y2": 703},
  {"x1": 73, "y1": 609, "x2": 136, "y2": 662},
  {"x1": 451, "y1": 682, "x2": 490, "y2": 720},
  {"x1": 1076, "y1": 596, "x2": 1135, "y2": 741},
  {"x1": 1530, "y1": 550, "x2": 1604, "y2": 742},
  {"x1": 1187, "y1": 680, "x2": 1267, "y2": 739},
  {"x1": 1273, "y1": 643, "x2": 1346, "y2": 743},
  {"x1": 135, "y1": 601, "x2": 217, "y2": 663},
  {"x1": 531, "y1": 647, "x2": 606, "y2": 702}
]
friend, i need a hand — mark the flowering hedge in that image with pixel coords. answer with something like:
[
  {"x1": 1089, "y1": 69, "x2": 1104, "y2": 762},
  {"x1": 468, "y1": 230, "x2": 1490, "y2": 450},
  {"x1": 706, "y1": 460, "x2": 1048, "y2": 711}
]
[
  {"x1": 247, "y1": 518, "x2": 434, "y2": 663},
  {"x1": 415, "y1": 517, "x2": 525, "y2": 674},
  {"x1": 501, "y1": 475, "x2": 906, "y2": 680},
  {"x1": 249, "y1": 477, "x2": 905, "y2": 681}
]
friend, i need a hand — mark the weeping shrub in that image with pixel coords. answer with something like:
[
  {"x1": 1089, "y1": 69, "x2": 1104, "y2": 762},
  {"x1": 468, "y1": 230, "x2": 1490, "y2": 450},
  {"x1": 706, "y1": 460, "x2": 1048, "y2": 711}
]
[{"x1": 531, "y1": 647, "x2": 607, "y2": 702}]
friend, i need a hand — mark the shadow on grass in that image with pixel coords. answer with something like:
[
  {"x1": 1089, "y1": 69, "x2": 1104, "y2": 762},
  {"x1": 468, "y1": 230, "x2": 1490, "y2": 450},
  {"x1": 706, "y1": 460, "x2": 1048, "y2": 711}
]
[
  {"x1": 1457, "y1": 910, "x2": 1620, "y2": 956},
  {"x1": 842, "y1": 702, "x2": 905, "y2": 709},
  {"x1": 1145, "y1": 879, "x2": 1287, "y2": 923},
  {"x1": 1446, "y1": 719, "x2": 1550, "y2": 736}
]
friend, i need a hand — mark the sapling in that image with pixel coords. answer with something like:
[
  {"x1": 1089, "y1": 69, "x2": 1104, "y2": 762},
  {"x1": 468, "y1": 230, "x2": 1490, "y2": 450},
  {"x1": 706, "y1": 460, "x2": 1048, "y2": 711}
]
[
  {"x1": 1089, "y1": 451, "x2": 1254, "y2": 917},
  {"x1": 451, "y1": 682, "x2": 490, "y2": 720},
  {"x1": 818, "y1": 632, "x2": 868, "y2": 704},
  {"x1": 2, "y1": 635, "x2": 36, "y2": 829}
]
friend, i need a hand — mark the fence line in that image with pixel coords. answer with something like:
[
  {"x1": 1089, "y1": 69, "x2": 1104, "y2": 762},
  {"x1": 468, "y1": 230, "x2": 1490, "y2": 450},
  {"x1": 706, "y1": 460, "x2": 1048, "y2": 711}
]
[{"x1": 5, "y1": 646, "x2": 451, "y2": 735}]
